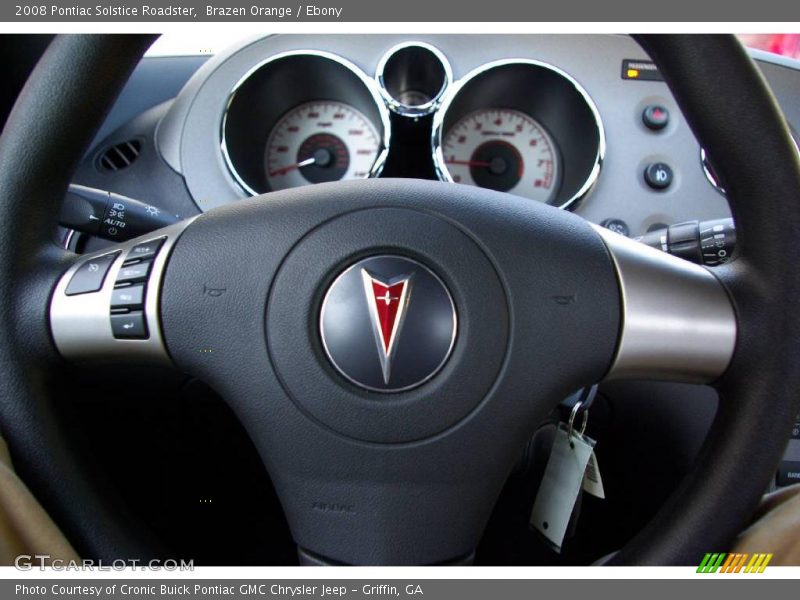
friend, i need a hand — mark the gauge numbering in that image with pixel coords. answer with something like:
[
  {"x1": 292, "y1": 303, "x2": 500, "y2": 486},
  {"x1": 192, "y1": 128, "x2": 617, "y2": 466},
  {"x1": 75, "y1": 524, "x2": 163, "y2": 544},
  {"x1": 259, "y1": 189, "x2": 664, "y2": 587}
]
[
  {"x1": 442, "y1": 108, "x2": 561, "y2": 203},
  {"x1": 265, "y1": 101, "x2": 381, "y2": 191}
]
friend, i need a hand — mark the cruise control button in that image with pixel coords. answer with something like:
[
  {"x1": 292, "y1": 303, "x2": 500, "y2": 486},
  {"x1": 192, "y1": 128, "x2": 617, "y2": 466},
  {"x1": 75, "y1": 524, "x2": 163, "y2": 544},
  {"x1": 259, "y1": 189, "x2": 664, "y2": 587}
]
[
  {"x1": 127, "y1": 237, "x2": 165, "y2": 262},
  {"x1": 642, "y1": 105, "x2": 669, "y2": 131},
  {"x1": 644, "y1": 162, "x2": 673, "y2": 190},
  {"x1": 65, "y1": 252, "x2": 119, "y2": 296},
  {"x1": 111, "y1": 284, "x2": 145, "y2": 309},
  {"x1": 110, "y1": 311, "x2": 148, "y2": 339},
  {"x1": 116, "y1": 260, "x2": 151, "y2": 284}
]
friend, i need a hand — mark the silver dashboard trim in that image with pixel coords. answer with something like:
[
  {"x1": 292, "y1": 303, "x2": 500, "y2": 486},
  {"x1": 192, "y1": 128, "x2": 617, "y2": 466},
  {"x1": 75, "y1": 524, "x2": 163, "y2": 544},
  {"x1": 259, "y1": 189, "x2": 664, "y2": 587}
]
[
  {"x1": 431, "y1": 58, "x2": 606, "y2": 211},
  {"x1": 219, "y1": 49, "x2": 392, "y2": 198},
  {"x1": 49, "y1": 219, "x2": 196, "y2": 365},
  {"x1": 375, "y1": 41, "x2": 453, "y2": 118},
  {"x1": 594, "y1": 224, "x2": 737, "y2": 383}
]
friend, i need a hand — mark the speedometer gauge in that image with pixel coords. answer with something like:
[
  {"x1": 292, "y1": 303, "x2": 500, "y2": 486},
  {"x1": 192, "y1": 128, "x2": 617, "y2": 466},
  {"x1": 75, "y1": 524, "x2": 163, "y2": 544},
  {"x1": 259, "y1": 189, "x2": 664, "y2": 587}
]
[
  {"x1": 265, "y1": 101, "x2": 380, "y2": 192},
  {"x1": 441, "y1": 109, "x2": 561, "y2": 203}
]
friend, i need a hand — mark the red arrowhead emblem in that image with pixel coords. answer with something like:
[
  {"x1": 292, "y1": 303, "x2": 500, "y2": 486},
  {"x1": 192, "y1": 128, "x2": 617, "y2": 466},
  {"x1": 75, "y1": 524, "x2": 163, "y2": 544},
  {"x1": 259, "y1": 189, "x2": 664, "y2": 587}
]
[{"x1": 361, "y1": 269, "x2": 414, "y2": 384}]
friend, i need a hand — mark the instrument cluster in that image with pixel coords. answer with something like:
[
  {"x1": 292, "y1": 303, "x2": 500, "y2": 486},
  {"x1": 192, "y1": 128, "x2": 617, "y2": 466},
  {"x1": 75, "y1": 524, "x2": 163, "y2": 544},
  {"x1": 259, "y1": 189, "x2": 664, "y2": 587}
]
[
  {"x1": 221, "y1": 42, "x2": 605, "y2": 209},
  {"x1": 222, "y1": 51, "x2": 390, "y2": 196}
]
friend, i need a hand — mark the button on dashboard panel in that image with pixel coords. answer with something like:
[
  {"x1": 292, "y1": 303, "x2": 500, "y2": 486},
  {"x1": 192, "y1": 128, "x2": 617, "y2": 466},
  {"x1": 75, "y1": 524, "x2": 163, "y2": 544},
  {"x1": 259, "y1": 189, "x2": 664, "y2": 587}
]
[
  {"x1": 642, "y1": 105, "x2": 669, "y2": 131},
  {"x1": 778, "y1": 434, "x2": 800, "y2": 487},
  {"x1": 644, "y1": 162, "x2": 673, "y2": 190},
  {"x1": 778, "y1": 461, "x2": 800, "y2": 487}
]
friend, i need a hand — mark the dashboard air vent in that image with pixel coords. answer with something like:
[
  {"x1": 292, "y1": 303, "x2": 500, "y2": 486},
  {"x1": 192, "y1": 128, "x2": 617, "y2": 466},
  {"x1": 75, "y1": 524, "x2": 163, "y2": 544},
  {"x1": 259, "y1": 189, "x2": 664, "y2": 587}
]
[{"x1": 97, "y1": 139, "x2": 141, "y2": 172}]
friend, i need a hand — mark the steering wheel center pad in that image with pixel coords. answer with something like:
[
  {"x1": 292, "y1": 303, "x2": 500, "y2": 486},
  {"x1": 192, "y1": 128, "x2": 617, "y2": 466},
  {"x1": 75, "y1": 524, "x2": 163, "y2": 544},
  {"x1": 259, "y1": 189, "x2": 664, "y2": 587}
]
[{"x1": 159, "y1": 179, "x2": 619, "y2": 564}]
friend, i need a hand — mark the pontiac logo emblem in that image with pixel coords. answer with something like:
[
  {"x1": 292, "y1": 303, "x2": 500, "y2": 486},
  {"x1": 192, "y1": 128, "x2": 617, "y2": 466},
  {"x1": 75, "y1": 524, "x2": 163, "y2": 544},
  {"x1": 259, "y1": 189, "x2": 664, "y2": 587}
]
[
  {"x1": 361, "y1": 270, "x2": 413, "y2": 385},
  {"x1": 319, "y1": 256, "x2": 456, "y2": 393}
]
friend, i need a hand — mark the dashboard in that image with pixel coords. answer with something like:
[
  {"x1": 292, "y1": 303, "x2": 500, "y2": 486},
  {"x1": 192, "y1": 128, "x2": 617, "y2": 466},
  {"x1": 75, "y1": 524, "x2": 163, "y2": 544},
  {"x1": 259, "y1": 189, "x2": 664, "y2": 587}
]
[{"x1": 69, "y1": 34, "x2": 800, "y2": 252}]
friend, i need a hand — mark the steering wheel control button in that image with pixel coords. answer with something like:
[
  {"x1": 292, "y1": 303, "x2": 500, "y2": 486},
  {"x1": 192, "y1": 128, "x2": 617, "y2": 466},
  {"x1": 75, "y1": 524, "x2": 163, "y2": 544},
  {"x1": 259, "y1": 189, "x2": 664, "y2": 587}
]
[
  {"x1": 110, "y1": 311, "x2": 148, "y2": 339},
  {"x1": 115, "y1": 260, "x2": 151, "y2": 284},
  {"x1": 320, "y1": 255, "x2": 456, "y2": 393},
  {"x1": 51, "y1": 220, "x2": 192, "y2": 364},
  {"x1": 644, "y1": 162, "x2": 673, "y2": 190},
  {"x1": 64, "y1": 251, "x2": 120, "y2": 296},
  {"x1": 642, "y1": 105, "x2": 670, "y2": 131},
  {"x1": 126, "y1": 237, "x2": 166, "y2": 262},
  {"x1": 601, "y1": 218, "x2": 630, "y2": 237},
  {"x1": 110, "y1": 284, "x2": 145, "y2": 310}
]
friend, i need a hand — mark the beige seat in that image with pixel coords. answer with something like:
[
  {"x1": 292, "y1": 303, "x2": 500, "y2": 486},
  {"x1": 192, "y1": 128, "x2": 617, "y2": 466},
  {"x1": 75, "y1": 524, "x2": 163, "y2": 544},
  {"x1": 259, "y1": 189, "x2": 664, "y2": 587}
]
[
  {"x1": 733, "y1": 484, "x2": 800, "y2": 565},
  {"x1": 0, "y1": 437, "x2": 79, "y2": 566}
]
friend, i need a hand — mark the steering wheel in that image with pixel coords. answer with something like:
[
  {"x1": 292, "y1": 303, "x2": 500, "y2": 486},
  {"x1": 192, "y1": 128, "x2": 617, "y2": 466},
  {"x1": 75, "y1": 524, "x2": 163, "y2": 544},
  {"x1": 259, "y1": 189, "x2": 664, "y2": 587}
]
[{"x1": 1, "y1": 34, "x2": 799, "y2": 566}]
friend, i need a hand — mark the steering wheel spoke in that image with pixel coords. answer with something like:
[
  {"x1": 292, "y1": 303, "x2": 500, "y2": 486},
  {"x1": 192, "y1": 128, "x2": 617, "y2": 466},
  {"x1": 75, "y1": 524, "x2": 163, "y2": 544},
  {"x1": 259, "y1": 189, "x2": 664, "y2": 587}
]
[
  {"x1": 594, "y1": 225, "x2": 737, "y2": 383},
  {"x1": 49, "y1": 219, "x2": 195, "y2": 366}
]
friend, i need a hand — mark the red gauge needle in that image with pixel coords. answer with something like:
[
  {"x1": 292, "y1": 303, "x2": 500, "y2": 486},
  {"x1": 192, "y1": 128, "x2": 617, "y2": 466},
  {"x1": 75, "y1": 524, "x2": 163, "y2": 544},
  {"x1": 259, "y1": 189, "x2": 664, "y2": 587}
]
[
  {"x1": 269, "y1": 156, "x2": 316, "y2": 177},
  {"x1": 445, "y1": 159, "x2": 492, "y2": 168}
]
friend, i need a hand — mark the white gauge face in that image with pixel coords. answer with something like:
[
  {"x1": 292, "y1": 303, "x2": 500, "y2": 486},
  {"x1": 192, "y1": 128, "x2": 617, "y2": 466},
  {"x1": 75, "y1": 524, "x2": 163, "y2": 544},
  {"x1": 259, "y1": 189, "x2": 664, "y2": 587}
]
[
  {"x1": 441, "y1": 109, "x2": 561, "y2": 203},
  {"x1": 265, "y1": 101, "x2": 381, "y2": 191}
]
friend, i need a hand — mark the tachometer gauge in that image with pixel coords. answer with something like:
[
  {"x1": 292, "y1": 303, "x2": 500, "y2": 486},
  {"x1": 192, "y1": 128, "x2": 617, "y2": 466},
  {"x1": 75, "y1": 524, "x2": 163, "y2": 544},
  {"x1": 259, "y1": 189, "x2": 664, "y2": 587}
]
[
  {"x1": 265, "y1": 101, "x2": 380, "y2": 191},
  {"x1": 441, "y1": 109, "x2": 560, "y2": 203}
]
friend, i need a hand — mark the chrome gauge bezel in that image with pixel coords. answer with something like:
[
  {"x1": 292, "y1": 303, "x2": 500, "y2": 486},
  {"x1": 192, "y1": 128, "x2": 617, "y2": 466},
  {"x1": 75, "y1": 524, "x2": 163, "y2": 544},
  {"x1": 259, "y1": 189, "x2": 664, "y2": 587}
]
[
  {"x1": 701, "y1": 127, "x2": 800, "y2": 197},
  {"x1": 699, "y1": 147, "x2": 727, "y2": 196},
  {"x1": 220, "y1": 49, "x2": 392, "y2": 197},
  {"x1": 432, "y1": 58, "x2": 606, "y2": 210},
  {"x1": 375, "y1": 41, "x2": 453, "y2": 118},
  {"x1": 264, "y1": 100, "x2": 382, "y2": 192}
]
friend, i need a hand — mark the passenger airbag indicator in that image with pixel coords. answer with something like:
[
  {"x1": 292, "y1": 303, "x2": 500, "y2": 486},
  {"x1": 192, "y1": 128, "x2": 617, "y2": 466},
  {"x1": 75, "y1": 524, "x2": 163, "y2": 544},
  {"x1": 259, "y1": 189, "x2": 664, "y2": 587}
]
[{"x1": 622, "y1": 59, "x2": 664, "y2": 81}]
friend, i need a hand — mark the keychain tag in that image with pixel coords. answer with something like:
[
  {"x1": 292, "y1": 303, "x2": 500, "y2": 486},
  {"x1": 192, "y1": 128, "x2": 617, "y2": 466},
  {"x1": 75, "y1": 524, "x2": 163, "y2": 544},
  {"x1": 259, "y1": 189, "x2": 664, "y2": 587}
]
[
  {"x1": 582, "y1": 449, "x2": 605, "y2": 499},
  {"x1": 529, "y1": 423, "x2": 595, "y2": 552}
]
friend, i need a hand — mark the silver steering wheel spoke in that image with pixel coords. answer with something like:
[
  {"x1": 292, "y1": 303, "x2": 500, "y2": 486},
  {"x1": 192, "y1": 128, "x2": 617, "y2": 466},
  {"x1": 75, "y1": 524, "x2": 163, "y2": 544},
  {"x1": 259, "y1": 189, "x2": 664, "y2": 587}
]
[
  {"x1": 594, "y1": 224, "x2": 736, "y2": 383},
  {"x1": 49, "y1": 219, "x2": 195, "y2": 365}
]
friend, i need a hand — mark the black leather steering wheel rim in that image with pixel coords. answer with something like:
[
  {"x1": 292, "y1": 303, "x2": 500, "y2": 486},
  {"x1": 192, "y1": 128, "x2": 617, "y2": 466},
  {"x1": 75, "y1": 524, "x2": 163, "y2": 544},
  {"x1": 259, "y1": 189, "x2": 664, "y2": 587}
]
[
  {"x1": 0, "y1": 35, "x2": 160, "y2": 559},
  {"x1": 611, "y1": 35, "x2": 800, "y2": 564},
  {"x1": 0, "y1": 34, "x2": 799, "y2": 565}
]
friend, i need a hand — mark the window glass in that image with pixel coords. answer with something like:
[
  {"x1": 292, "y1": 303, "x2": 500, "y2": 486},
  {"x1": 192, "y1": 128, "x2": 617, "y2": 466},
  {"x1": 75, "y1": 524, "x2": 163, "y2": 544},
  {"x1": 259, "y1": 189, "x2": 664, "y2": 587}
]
[{"x1": 738, "y1": 34, "x2": 800, "y2": 60}]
